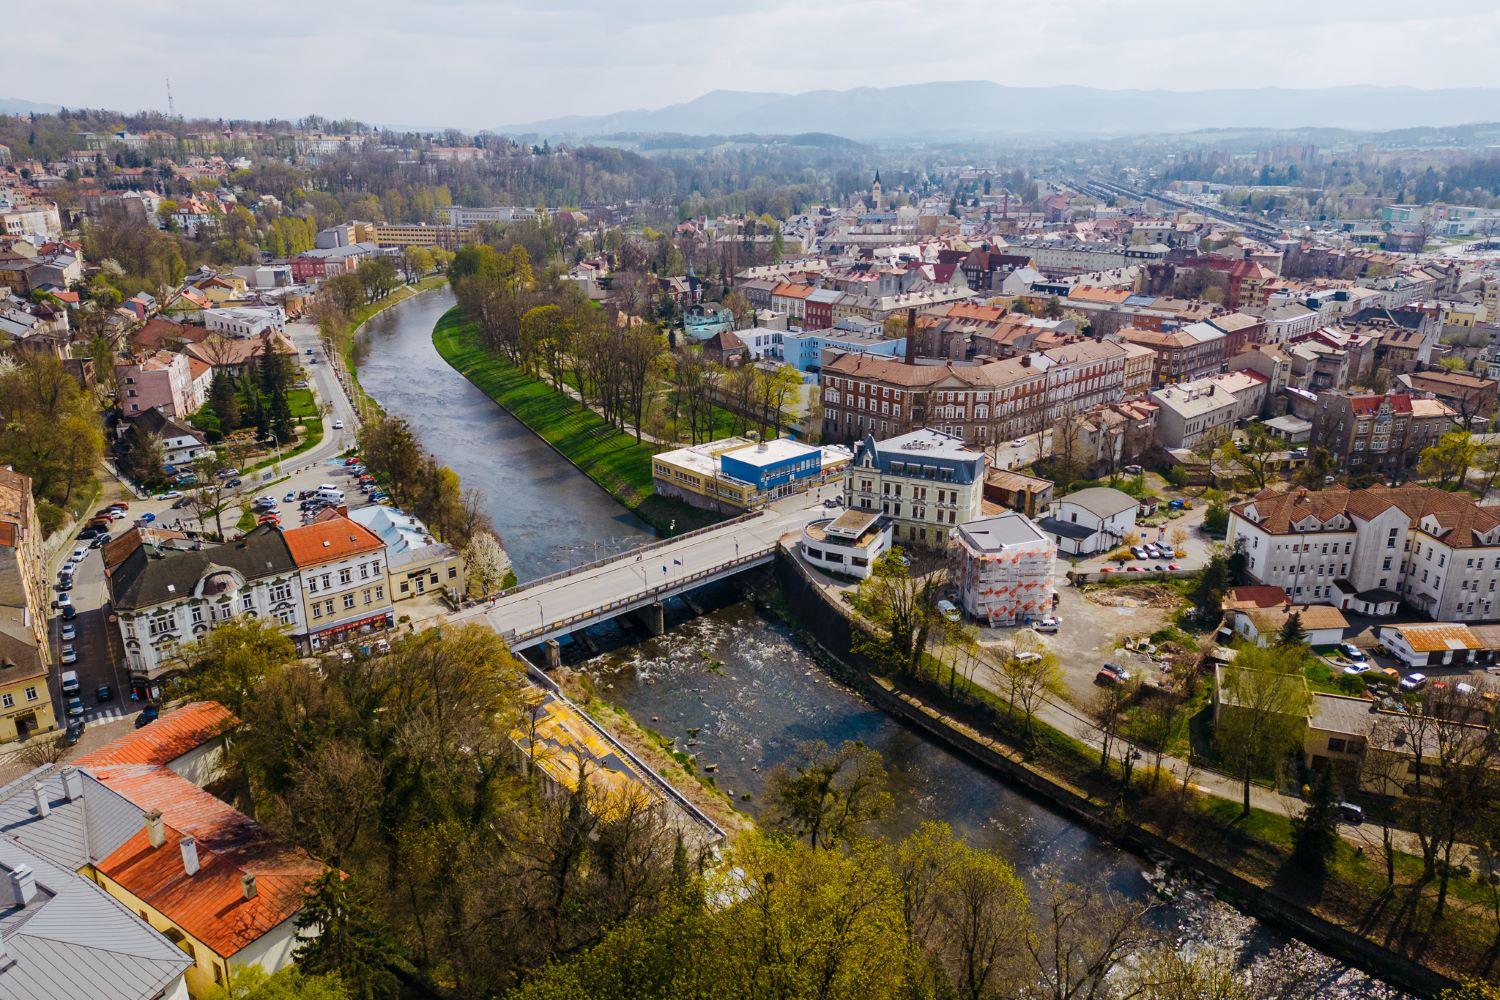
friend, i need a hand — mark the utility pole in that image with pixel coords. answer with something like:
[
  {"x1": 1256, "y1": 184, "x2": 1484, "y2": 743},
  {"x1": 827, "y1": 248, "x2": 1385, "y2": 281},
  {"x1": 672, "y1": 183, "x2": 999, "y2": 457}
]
[{"x1": 165, "y1": 77, "x2": 176, "y2": 118}]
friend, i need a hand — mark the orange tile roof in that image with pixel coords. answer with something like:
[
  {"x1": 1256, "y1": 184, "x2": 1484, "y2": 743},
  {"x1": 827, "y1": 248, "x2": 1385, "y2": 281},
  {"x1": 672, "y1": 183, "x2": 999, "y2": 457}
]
[
  {"x1": 282, "y1": 514, "x2": 384, "y2": 568},
  {"x1": 77, "y1": 702, "x2": 237, "y2": 769},
  {"x1": 92, "y1": 767, "x2": 324, "y2": 958}
]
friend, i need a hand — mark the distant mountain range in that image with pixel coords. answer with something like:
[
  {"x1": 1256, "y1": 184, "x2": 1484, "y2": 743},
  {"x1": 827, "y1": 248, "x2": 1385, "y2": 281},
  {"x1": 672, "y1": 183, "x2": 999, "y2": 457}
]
[
  {"x1": 497, "y1": 82, "x2": 1500, "y2": 141},
  {"x1": 0, "y1": 97, "x2": 63, "y2": 116}
]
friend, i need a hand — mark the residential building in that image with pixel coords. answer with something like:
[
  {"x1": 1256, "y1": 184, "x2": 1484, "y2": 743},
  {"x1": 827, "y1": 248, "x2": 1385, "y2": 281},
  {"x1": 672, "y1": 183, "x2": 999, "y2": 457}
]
[
  {"x1": 1120, "y1": 342, "x2": 1155, "y2": 397},
  {"x1": 652, "y1": 437, "x2": 849, "y2": 513},
  {"x1": 1060, "y1": 400, "x2": 1159, "y2": 476},
  {"x1": 781, "y1": 326, "x2": 906, "y2": 377},
  {"x1": 1149, "y1": 380, "x2": 1237, "y2": 451},
  {"x1": 954, "y1": 512, "x2": 1056, "y2": 625},
  {"x1": 1032, "y1": 340, "x2": 1128, "y2": 423},
  {"x1": 1038, "y1": 487, "x2": 1137, "y2": 556},
  {"x1": 0, "y1": 467, "x2": 55, "y2": 743},
  {"x1": 1377, "y1": 622, "x2": 1489, "y2": 671},
  {"x1": 1309, "y1": 391, "x2": 1452, "y2": 475},
  {"x1": 0, "y1": 768, "x2": 193, "y2": 1000},
  {"x1": 78, "y1": 703, "x2": 326, "y2": 997},
  {"x1": 289, "y1": 242, "x2": 380, "y2": 282},
  {"x1": 982, "y1": 468, "x2": 1054, "y2": 519},
  {"x1": 799, "y1": 510, "x2": 894, "y2": 580},
  {"x1": 347, "y1": 505, "x2": 464, "y2": 602},
  {"x1": 283, "y1": 515, "x2": 394, "y2": 651},
  {"x1": 202, "y1": 306, "x2": 283, "y2": 339},
  {"x1": 821, "y1": 352, "x2": 1047, "y2": 447},
  {"x1": 1228, "y1": 485, "x2": 1500, "y2": 621},
  {"x1": 1398, "y1": 368, "x2": 1498, "y2": 426},
  {"x1": 120, "y1": 409, "x2": 210, "y2": 469},
  {"x1": 1228, "y1": 600, "x2": 1349, "y2": 647},
  {"x1": 845, "y1": 430, "x2": 987, "y2": 548},
  {"x1": 107, "y1": 525, "x2": 306, "y2": 685},
  {"x1": 116, "y1": 351, "x2": 197, "y2": 419},
  {"x1": 1114, "y1": 322, "x2": 1226, "y2": 385}
]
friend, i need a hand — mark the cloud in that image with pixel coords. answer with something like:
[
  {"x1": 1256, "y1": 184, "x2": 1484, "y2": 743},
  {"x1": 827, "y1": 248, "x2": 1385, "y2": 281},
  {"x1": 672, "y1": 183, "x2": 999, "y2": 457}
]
[{"x1": 9, "y1": 0, "x2": 1500, "y2": 129}]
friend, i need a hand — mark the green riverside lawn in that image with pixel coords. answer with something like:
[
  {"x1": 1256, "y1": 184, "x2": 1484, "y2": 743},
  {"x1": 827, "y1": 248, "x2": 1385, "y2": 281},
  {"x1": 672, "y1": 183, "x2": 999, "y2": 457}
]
[{"x1": 431, "y1": 307, "x2": 721, "y2": 534}]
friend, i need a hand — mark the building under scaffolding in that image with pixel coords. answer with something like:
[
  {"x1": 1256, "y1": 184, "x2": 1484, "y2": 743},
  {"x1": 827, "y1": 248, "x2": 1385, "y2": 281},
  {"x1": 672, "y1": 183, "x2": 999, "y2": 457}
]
[{"x1": 955, "y1": 511, "x2": 1056, "y2": 626}]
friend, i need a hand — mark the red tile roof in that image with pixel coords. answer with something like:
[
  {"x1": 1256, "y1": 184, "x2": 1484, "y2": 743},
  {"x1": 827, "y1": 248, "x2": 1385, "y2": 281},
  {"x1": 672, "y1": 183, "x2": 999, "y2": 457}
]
[
  {"x1": 77, "y1": 702, "x2": 237, "y2": 769},
  {"x1": 282, "y1": 514, "x2": 384, "y2": 568},
  {"x1": 81, "y1": 702, "x2": 325, "y2": 958},
  {"x1": 92, "y1": 767, "x2": 323, "y2": 957}
]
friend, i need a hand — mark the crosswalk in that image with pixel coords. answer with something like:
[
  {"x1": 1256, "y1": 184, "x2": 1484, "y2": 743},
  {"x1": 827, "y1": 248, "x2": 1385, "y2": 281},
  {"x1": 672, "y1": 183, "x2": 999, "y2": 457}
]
[{"x1": 82, "y1": 705, "x2": 127, "y2": 725}]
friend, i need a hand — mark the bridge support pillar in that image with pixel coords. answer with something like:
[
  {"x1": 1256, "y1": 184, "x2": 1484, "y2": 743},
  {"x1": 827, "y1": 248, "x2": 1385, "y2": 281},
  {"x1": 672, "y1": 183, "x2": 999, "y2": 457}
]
[
  {"x1": 544, "y1": 638, "x2": 561, "y2": 670},
  {"x1": 645, "y1": 601, "x2": 665, "y2": 637}
]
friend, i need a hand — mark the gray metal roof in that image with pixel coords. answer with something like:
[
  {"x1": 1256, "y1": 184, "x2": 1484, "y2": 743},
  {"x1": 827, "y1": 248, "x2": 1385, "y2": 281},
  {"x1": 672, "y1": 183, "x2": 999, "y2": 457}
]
[
  {"x1": 0, "y1": 837, "x2": 189, "y2": 1000},
  {"x1": 0, "y1": 768, "x2": 143, "y2": 872}
]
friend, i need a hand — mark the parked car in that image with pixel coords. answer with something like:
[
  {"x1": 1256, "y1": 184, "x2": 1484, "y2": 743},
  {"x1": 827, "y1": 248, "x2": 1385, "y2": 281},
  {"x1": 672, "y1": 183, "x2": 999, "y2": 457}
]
[
  {"x1": 60, "y1": 644, "x2": 76, "y2": 665},
  {"x1": 63, "y1": 720, "x2": 85, "y2": 746},
  {"x1": 66, "y1": 697, "x2": 86, "y2": 718},
  {"x1": 1122, "y1": 464, "x2": 1143, "y2": 475},
  {"x1": 172, "y1": 496, "x2": 192, "y2": 509},
  {"x1": 1400, "y1": 672, "x2": 1429, "y2": 692},
  {"x1": 55, "y1": 592, "x2": 72, "y2": 609},
  {"x1": 90, "y1": 532, "x2": 109, "y2": 548},
  {"x1": 60, "y1": 623, "x2": 75, "y2": 642},
  {"x1": 138, "y1": 512, "x2": 156, "y2": 524},
  {"x1": 1095, "y1": 663, "x2": 1132, "y2": 686},
  {"x1": 225, "y1": 478, "x2": 243, "y2": 488},
  {"x1": 136, "y1": 703, "x2": 159, "y2": 727},
  {"x1": 1010, "y1": 438, "x2": 1026, "y2": 448},
  {"x1": 71, "y1": 546, "x2": 87, "y2": 561},
  {"x1": 1131, "y1": 546, "x2": 1148, "y2": 560},
  {"x1": 935, "y1": 599, "x2": 960, "y2": 623},
  {"x1": 332, "y1": 420, "x2": 345, "y2": 430},
  {"x1": 1334, "y1": 802, "x2": 1365, "y2": 825},
  {"x1": 1338, "y1": 642, "x2": 1368, "y2": 663},
  {"x1": 60, "y1": 672, "x2": 79, "y2": 697},
  {"x1": 1342, "y1": 662, "x2": 1370, "y2": 677},
  {"x1": 285, "y1": 491, "x2": 297, "y2": 501},
  {"x1": 157, "y1": 490, "x2": 183, "y2": 500},
  {"x1": 1033, "y1": 616, "x2": 1061, "y2": 634},
  {"x1": 60, "y1": 604, "x2": 76, "y2": 621},
  {"x1": 95, "y1": 684, "x2": 113, "y2": 703},
  {"x1": 55, "y1": 575, "x2": 72, "y2": 593}
]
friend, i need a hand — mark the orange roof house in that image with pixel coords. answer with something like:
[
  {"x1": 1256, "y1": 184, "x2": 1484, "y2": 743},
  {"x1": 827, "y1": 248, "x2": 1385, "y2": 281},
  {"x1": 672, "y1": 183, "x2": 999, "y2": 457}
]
[
  {"x1": 79, "y1": 703, "x2": 327, "y2": 993},
  {"x1": 282, "y1": 515, "x2": 384, "y2": 568}
]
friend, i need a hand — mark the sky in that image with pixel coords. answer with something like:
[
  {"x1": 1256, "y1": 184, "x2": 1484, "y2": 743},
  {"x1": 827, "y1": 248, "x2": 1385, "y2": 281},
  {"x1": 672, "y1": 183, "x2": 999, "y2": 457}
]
[{"x1": 11, "y1": 0, "x2": 1500, "y2": 130}]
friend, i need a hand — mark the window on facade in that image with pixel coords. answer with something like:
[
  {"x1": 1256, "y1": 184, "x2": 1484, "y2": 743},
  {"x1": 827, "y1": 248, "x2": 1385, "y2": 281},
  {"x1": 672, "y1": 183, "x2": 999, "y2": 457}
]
[
  {"x1": 190, "y1": 606, "x2": 204, "y2": 625},
  {"x1": 1, "y1": 694, "x2": 13, "y2": 709},
  {"x1": 340, "y1": 569, "x2": 352, "y2": 585},
  {"x1": 24, "y1": 687, "x2": 36, "y2": 702},
  {"x1": 343, "y1": 594, "x2": 355, "y2": 610},
  {"x1": 375, "y1": 586, "x2": 384, "y2": 600}
]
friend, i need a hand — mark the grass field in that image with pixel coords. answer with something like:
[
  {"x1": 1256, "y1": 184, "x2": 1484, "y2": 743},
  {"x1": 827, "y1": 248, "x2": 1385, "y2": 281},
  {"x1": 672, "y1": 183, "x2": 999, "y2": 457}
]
[{"x1": 431, "y1": 308, "x2": 721, "y2": 533}]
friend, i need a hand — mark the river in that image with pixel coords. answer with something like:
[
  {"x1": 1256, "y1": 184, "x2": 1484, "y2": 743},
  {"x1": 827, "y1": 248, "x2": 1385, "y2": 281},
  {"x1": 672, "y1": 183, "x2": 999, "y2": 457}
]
[{"x1": 357, "y1": 287, "x2": 1399, "y2": 997}]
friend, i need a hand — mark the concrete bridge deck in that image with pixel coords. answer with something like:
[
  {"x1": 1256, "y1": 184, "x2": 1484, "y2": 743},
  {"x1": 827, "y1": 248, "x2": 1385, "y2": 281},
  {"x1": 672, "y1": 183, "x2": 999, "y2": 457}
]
[{"x1": 450, "y1": 494, "x2": 829, "y2": 650}]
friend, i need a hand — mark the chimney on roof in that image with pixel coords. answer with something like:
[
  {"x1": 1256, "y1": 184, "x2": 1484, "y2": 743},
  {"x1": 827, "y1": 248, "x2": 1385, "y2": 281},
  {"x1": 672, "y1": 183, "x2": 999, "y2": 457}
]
[
  {"x1": 31, "y1": 784, "x2": 48, "y2": 819},
  {"x1": 60, "y1": 767, "x2": 82, "y2": 803},
  {"x1": 8, "y1": 866, "x2": 35, "y2": 909},
  {"x1": 145, "y1": 809, "x2": 165, "y2": 849},
  {"x1": 180, "y1": 836, "x2": 200, "y2": 876},
  {"x1": 241, "y1": 872, "x2": 258, "y2": 900},
  {"x1": 903, "y1": 307, "x2": 919, "y2": 365}
]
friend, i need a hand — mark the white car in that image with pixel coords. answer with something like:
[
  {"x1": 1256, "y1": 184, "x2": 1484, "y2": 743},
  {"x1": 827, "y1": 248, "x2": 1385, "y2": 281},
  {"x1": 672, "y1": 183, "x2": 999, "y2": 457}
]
[
  {"x1": 60, "y1": 645, "x2": 77, "y2": 665},
  {"x1": 332, "y1": 419, "x2": 345, "y2": 430},
  {"x1": 60, "y1": 623, "x2": 75, "y2": 642},
  {"x1": 935, "y1": 599, "x2": 960, "y2": 622},
  {"x1": 1033, "y1": 616, "x2": 1062, "y2": 634},
  {"x1": 55, "y1": 592, "x2": 72, "y2": 608},
  {"x1": 1341, "y1": 662, "x2": 1370, "y2": 677},
  {"x1": 1010, "y1": 438, "x2": 1026, "y2": 448},
  {"x1": 157, "y1": 490, "x2": 183, "y2": 500},
  {"x1": 1399, "y1": 672, "x2": 1429, "y2": 692},
  {"x1": 70, "y1": 546, "x2": 86, "y2": 561}
]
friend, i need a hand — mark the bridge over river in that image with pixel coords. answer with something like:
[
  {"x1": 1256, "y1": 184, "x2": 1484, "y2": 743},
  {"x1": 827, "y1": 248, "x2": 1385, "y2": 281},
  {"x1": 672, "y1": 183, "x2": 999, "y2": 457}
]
[{"x1": 448, "y1": 495, "x2": 829, "y2": 651}]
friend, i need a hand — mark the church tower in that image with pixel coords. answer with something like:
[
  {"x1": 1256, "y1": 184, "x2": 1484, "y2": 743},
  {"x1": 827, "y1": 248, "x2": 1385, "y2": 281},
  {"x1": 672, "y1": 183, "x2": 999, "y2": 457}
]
[{"x1": 870, "y1": 170, "x2": 883, "y2": 210}]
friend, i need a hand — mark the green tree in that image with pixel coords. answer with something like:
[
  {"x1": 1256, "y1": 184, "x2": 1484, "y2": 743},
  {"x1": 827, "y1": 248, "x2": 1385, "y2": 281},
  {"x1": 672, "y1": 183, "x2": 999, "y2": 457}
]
[
  {"x1": 207, "y1": 966, "x2": 350, "y2": 1000},
  {"x1": 293, "y1": 871, "x2": 400, "y2": 1000},
  {"x1": 763, "y1": 740, "x2": 893, "y2": 850},
  {"x1": 1190, "y1": 552, "x2": 1231, "y2": 621},
  {"x1": 1418, "y1": 431, "x2": 1477, "y2": 489},
  {"x1": 1292, "y1": 764, "x2": 1342, "y2": 876},
  {"x1": 1212, "y1": 646, "x2": 1311, "y2": 816},
  {"x1": 168, "y1": 616, "x2": 297, "y2": 720},
  {"x1": 1276, "y1": 611, "x2": 1309, "y2": 649}
]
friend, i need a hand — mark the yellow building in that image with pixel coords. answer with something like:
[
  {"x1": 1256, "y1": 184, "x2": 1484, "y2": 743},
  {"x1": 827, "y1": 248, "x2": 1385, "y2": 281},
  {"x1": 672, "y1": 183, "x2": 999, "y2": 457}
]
[{"x1": 0, "y1": 467, "x2": 56, "y2": 742}]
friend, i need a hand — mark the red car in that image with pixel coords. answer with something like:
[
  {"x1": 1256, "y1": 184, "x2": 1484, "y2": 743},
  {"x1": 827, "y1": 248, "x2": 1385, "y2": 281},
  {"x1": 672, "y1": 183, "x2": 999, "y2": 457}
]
[{"x1": 344, "y1": 458, "x2": 361, "y2": 466}]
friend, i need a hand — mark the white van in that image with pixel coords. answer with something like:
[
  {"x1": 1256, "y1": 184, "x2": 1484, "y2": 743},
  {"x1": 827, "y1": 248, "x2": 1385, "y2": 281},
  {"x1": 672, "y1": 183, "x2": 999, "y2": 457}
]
[{"x1": 60, "y1": 670, "x2": 79, "y2": 695}]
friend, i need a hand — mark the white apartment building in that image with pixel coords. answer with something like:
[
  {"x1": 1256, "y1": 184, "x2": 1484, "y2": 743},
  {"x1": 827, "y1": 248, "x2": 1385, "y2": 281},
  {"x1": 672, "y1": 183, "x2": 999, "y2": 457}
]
[
  {"x1": 1228, "y1": 485, "x2": 1500, "y2": 621},
  {"x1": 1033, "y1": 339, "x2": 1128, "y2": 422},
  {"x1": 845, "y1": 429, "x2": 987, "y2": 548},
  {"x1": 203, "y1": 306, "x2": 283, "y2": 338},
  {"x1": 110, "y1": 526, "x2": 306, "y2": 683}
]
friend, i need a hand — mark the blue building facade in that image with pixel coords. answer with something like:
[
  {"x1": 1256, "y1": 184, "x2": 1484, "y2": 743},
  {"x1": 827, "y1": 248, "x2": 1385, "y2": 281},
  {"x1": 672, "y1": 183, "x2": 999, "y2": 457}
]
[
  {"x1": 781, "y1": 330, "x2": 907, "y2": 376},
  {"x1": 719, "y1": 440, "x2": 824, "y2": 491}
]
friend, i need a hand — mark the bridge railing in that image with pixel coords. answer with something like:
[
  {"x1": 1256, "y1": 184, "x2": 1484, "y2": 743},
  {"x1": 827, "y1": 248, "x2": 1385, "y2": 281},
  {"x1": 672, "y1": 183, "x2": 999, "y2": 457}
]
[
  {"x1": 522, "y1": 665, "x2": 727, "y2": 845},
  {"x1": 474, "y1": 510, "x2": 767, "y2": 607},
  {"x1": 502, "y1": 548, "x2": 774, "y2": 646}
]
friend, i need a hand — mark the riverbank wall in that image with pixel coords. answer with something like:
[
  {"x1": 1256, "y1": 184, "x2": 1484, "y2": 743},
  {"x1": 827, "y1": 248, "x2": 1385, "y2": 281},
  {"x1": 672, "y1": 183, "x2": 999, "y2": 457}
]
[{"x1": 771, "y1": 548, "x2": 1456, "y2": 998}]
